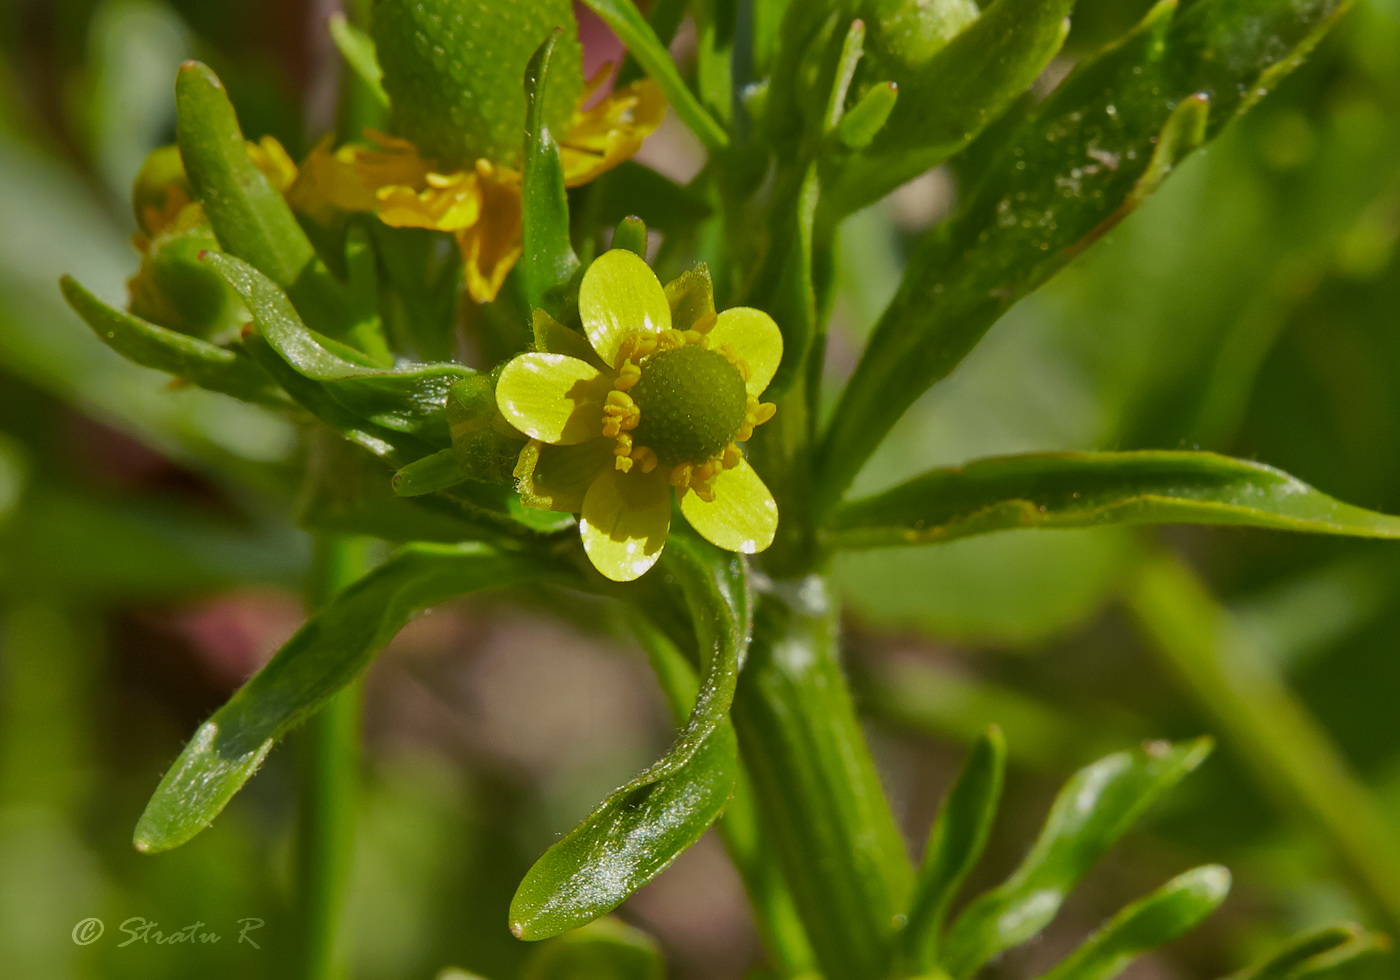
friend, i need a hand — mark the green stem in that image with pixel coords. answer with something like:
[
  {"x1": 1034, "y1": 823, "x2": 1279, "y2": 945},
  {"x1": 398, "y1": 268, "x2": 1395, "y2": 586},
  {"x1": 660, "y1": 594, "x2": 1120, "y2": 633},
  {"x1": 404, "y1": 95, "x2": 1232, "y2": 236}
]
[
  {"x1": 731, "y1": 577, "x2": 913, "y2": 979},
  {"x1": 1127, "y1": 550, "x2": 1400, "y2": 935},
  {"x1": 297, "y1": 534, "x2": 373, "y2": 980}
]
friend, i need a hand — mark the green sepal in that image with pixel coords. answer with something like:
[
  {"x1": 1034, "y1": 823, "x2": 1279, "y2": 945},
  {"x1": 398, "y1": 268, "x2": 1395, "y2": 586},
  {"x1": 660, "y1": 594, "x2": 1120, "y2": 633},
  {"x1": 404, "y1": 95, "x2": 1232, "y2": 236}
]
[
  {"x1": 127, "y1": 213, "x2": 246, "y2": 339},
  {"x1": 940, "y1": 738, "x2": 1213, "y2": 979},
  {"x1": 371, "y1": 0, "x2": 580, "y2": 168},
  {"x1": 133, "y1": 543, "x2": 547, "y2": 852},
  {"x1": 59, "y1": 275, "x2": 285, "y2": 407},
  {"x1": 392, "y1": 448, "x2": 469, "y2": 497},
  {"x1": 446, "y1": 374, "x2": 529, "y2": 484}
]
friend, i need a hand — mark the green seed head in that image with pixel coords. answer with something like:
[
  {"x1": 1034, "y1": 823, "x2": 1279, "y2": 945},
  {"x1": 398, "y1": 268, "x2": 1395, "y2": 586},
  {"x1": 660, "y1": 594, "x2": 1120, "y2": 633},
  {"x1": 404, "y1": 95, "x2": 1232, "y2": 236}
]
[
  {"x1": 371, "y1": 0, "x2": 582, "y2": 169},
  {"x1": 629, "y1": 346, "x2": 748, "y2": 467}
]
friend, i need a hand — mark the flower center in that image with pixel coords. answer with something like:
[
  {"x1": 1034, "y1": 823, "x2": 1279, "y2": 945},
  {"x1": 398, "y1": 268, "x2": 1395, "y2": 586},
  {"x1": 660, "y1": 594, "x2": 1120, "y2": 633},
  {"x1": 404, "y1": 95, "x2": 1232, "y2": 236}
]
[{"x1": 628, "y1": 346, "x2": 748, "y2": 467}]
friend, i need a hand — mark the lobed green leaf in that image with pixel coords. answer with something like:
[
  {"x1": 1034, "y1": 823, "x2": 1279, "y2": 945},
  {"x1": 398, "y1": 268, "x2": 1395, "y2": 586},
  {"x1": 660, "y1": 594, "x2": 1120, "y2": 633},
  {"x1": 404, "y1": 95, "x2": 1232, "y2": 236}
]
[
  {"x1": 827, "y1": 451, "x2": 1400, "y2": 550},
  {"x1": 133, "y1": 544, "x2": 545, "y2": 852},
  {"x1": 940, "y1": 738, "x2": 1212, "y2": 979}
]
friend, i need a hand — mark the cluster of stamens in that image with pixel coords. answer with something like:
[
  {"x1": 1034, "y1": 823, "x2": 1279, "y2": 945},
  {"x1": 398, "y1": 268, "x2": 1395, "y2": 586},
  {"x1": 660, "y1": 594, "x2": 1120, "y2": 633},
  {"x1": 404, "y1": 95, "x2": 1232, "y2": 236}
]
[{"x1": 601, "y1": 315, "x2": 777, "y2": 501}]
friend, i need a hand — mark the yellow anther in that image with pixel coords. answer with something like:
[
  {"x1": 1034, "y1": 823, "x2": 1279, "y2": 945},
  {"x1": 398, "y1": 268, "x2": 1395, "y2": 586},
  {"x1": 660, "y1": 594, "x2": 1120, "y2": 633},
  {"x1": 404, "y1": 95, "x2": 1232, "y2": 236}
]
[
  {"x1": 632, "y1": 446, "x2": 659, "y2": 473},
  {"x1": 615, "y1": 363, "x2": 642, "y2": 391},
  {"x1": 615, "y1": 455, "x2": 634, "y2": 473},
  {"x1": 691, "y1": 480, "x2": 716, "y2": 503},
  {"x1": 682, "y1": 329, "x2": 706, "y2": 346},
  {"x1": 618, "y1": 333, "x2": 657, "y2": 363},
  {"x1": 670, "y1": 463, "x2": 693, "y2": 489},
  {"x1": 614, "y1": 434, "x2": 633, "y2": 455},
  {"x1": 657, "y1": 329, "x2": 686, "y2": 351},
  {"x1": 605, "y1": 389, "x2": 635, "y2": 411},
  {"x1": 736, "y1": 424, "x2": 755, "y2": 442},
  {"x1": 753, "y1": 401, "x2": 777, "y2": 424},
  {"x1": 722, "y1": 445, "x2": 742, "y2": 469},
  {"x1": 602, "y1": 417, "x2": 623, "y2": 438}
]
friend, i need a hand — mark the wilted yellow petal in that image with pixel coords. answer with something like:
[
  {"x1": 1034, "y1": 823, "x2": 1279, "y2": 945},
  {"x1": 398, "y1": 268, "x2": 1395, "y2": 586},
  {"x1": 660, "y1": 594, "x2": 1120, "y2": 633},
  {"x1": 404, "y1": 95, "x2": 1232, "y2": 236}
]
[
  {"x1": 560, "y1": 79, "x2": 667, "y2": 187},
  {"x1": 496, "y1": 353, "x2": 610, "y2": 445},
  {"x1": 515, "y1": 440, "x2": 612, "y2": 513},
  {"x1": 707, "y1": 307, "x2": 783, "y2": 396},
  {"x1": 679, "y1": 458, "x2": 777, "y2": 554},
  {"x1": 580, "y1": 467, "x2": 672, "y2": 581},
  {"x1": 455, "y1": 164, "x2": 522, "y2": 302},
  {"x1": 579, "y1": 248, "x2": 670, "y2": 369}
]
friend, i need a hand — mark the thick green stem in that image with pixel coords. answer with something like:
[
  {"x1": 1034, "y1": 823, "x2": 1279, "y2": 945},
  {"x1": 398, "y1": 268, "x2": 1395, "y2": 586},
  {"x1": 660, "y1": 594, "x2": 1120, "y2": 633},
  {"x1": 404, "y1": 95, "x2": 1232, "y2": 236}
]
[
  {"x1": 297, "y1": 534, "x2": 373, "y2": 980},
  {"x1": 732, "y1": 577, "x2": 913, "y2": 979},
  {"x1": 1128, "y1": 551, "x2": 1400, "y2": 935}
]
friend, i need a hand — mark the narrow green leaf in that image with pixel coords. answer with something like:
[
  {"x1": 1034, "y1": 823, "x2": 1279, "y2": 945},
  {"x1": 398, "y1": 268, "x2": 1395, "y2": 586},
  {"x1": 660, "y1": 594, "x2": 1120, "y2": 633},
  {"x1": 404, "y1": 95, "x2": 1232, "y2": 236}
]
[
  {"x1": 328, "y1": 13, "x2": 389, "y2": 109},
  {"x1": 836, "y1": 80, "x2": 898, "y2": 150},
  {"x1": 828, "y1": 0, "x2": 1073, "y2": 215},
  {"x1": 522, "y1": 31, "x2": 581, "y2": 315},
  {"x1": 579, "y1": 0, "x2": 730, "y2": 151},
  {"x1": 1225, "y1": 924, "x2": 1393, "y2": 980},
  {"x1": 392, "y1": 448, "x2": 468, "y2": 497},
  {"x1": 59, "y1": 275, "x2": 284, "y2": 407},
  {"x1": 509, "y1": 541, "x2": 748, "y2": 936},
  {"x1": 940, "y1": 738, "x2": 1213, "y2": 979},
  {"x1": 174, "y1": 61, "x2": 348, "y2": 334},
  {"x1": 902, "y1": 725, "x2": 1007, "y2": 971},
  {"x1": 208, "y1": 252, "x2": 473, "y2": 454},
  {"x1": 1036, "y1": 865, "x2": 1232, "y2": 980},
  {"x1": 510, "y1": 538, "x2": 749, "y2": 939},
  {"x1": 133, "y1": 544, "x2": 545, "y2": 852},
  {"x1": 820, "y1": 0, "x2": 1353, "y2": 504},
  {"x1": 521, "y1": 918, "x2": 664, "y2": 980},
  {"x1": 828, "y1": 451, "x2": 1400, "y2": 550}
]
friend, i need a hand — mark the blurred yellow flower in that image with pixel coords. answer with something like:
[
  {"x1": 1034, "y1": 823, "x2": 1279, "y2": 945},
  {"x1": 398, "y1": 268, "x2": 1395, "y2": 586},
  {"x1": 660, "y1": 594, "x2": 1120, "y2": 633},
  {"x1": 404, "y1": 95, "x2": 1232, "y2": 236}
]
[
  {"x1": 495, "y1": 249, "x2": 781, "y2": 582},
  {"x1": 291, "y1": 77, "x2": 665, "y2": 303}
]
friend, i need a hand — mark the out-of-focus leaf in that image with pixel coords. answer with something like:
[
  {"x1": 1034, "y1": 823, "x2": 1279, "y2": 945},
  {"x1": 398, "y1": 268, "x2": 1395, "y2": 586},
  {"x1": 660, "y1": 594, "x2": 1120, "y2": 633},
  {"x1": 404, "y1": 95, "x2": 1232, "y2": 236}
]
[
  {"x1": 827, "y1": 0, "x2": 1074, "y2": 215},
  {"x1": 820, "y1": 0, "x2": 1353, "y2": 503},
  {"x1": 175, "y1": 61, "x2": 348, "y2": 333},
  {"x1": 828, "y1": 451, "x2": 1400, "y2": 549},
  {"x1": 940, "y1": 738, "x2": 1212, "y2": 979},
  {"x1": 522, "y1": 31, "x2": 580, "y2": 316},
  {"x1": 133, "y1": 543, "x2": 545, "y2": 852},
  {"x1": 1225, "y1": 924, "x2": 1393, "y2": 979},
  {"x1": 579, "y1": 0, "x2": 729, "y2": 151},
  {"x1": 208, "y1": 253, "x2": 473, "y2": 458},
  {"x1": 60, "y1": 275, "x2": 284, "y2": 407},
  {"x1": 510, "y1": 538, "x2": 749, "y2": 939},
  {"x1": 1035, "y1": 866, "x2": 1232, "y2": 980},
  {"x1": 328, "y1": 13, "x2": 389, "y2": 109},
  {"x1": 901, "y1": 726, "x2": 1007, "y2": 971},
  {"x1": 521, "y1": 918, "x2": 664, "y2": 980},
  {"x1": 589, "y1": 161, "x2": 711, "y2": 233}
]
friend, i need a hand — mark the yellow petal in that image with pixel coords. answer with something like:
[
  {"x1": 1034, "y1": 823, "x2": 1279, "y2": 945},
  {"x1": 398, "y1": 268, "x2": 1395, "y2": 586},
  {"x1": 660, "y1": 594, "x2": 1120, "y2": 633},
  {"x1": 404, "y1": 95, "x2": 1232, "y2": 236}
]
[
  {"x1": 680, "y1": 458, "x2": 777, "y2": 554},
  {"x1": 560, "y1": 79, "x2": 667, "y2": 188},
  {"x1": 496, "y1": 353, "x2": 610, "y2": 445},
  {"x1": 707, "y1": 307, "x2": 783, "y2": 396},
  {"x1": 579, "y1": 248, "x2": 670, "y2": 369},
  {"x1": 515, "y1": 440, "x2": 612, "y2": 513},
  {"x1": 580, "y1": 467, "x2": 672, "y2": 581},
  {"x1": 376, "y1": 169, "x2": 482, "y2": 230},
  {"x1": 456, "y1": 164, "x2": 523, "y2": 302}
]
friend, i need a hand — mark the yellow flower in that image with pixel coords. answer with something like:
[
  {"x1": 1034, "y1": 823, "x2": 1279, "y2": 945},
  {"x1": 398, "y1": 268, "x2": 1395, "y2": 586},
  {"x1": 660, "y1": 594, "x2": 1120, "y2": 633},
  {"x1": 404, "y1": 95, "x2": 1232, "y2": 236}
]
[
  {"x1": 495, "y1": 250, "x2": 782, "y2": 582},
  {"x1": 292, "y1": 76, "x2": 665, "y2": 303}
]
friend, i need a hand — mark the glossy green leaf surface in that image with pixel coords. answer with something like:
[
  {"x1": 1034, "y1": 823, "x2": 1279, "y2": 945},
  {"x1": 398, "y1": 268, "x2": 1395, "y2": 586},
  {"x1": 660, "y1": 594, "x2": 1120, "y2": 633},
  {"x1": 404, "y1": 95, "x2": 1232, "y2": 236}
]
[
  {"x1": 829, "y1": 451, "x2": 1400, "y2": 549},
  {"x1": 940, "y1": 738, "x2": 1212, "y2": 979},
  {"x1": 133, "y1": 544, "x2": 544, "y2": 852},
  {"x1": 174, "y1": 61, "x2": 347, "y2": 334},
  {"x1": 820, "y1": 0, "x2": 1353, "y2": 503},
  {"x1": 209, "y1": 253, "x2": 474, "y2": 458},
  {"x1": 59, "y1": 275, "x2": 284, "y2": 407},
  {"x1": 510, "y1": 538, "x2": 749, "y2": 939},
  {"x1": 579, "y1": 0, "x2": 728, "y2": 151},
  {"x1": 902, "y1": 725, "x2": 1007, "y2": 971},
  {"x1": 1036, "y1": 865, "x2": 1231, "y2": 980},
  {"x1": 521, "y1": 31, "x2": 580, "y2": 316}
]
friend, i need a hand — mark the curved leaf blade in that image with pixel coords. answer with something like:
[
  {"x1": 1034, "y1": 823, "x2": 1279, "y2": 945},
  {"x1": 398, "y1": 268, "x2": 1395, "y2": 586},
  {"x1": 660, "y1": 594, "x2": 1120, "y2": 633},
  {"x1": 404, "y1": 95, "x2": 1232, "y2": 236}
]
[
  {"x1": 510, "y1": 538, "x2": 749, "y2": 939},
  {"x1": 522, "y1": 31, "x2": 580, "y2": 317},
  {"x1": 828, "y1": 451, "x2": 1400, "y2": 550},
  {"x1": 1037, "y1": 865, "x2": 1231, "y2": 980},
  {"x1": 59, "y1": 275, "x2": 284, "y2": 407},
  {"x1": 133, "y1": 544, "x2": 543, "y2": 852},
  {"x1": 941, "y1": 738, "x2": 1212, "y2": 979},
  {"x1": 1225, "y1": 924, "x2": 1394, "y2": 980}
]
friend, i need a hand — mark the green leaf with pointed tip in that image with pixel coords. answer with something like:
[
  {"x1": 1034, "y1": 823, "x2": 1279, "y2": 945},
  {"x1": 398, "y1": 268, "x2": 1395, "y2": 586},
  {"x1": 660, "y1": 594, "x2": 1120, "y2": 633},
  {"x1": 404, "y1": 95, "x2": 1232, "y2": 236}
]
[
  {"x1": 392, "y1": 447, "x2": 468, "y2": 497},
  {"x1": 902, "y1": 726, "x2": 1007, "y2": 971},
  {"x1": 521, "y1": 918, "x2": 664, "y2": 980},
  {"x1": 1226, "y1": 924, "x2": 1394, "y2": 980},
  {"x1": 828, "y1": 0, "x2": 1074, "y2": 216},
  {"x1": 59, "y1": 275, "x2": 284, "y2": 407},
  {"x1": 328, "y1": 13, "x2": 389, "y2": 110},
  {"x1": 510, "y1": 538, "x2": 749, "y2": 939},
  {"x1": 820, "y1": 0, "x2": 1353, "y2": 504},
  {"x1": 940, "y1": 738, "x2": 1213, "y2": 980},
  {"x1": 1035, "y1": 865, "x2": 1231, "y2": 980},
  {"x1": 133, "y1": 543, "x2": 545, "y2": 852},
  {"x1": 174, "y1": 61, "x2": 348, "y2": 334},
  {"x1": 521, "y1": 31, "x2": 580, "y2": 316},
  {"x1": 827, "y1": 451, "x2": 1400, "y2": 550},
  {"x1": 208, "y1": 252, "x2": 473, "y2": 459},
  {"x1": 579, "y1": 0, "x2": 729, "y2": 151}
]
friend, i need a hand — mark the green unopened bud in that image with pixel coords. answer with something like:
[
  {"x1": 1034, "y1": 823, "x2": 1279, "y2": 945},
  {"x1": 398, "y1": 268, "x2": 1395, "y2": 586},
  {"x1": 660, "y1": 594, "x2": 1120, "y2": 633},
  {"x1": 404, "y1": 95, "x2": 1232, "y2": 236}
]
[
  {"x1": 132, "y1": 144, "x2": 193, "y2": 237},
  {"x1": 128, "y1": 212, "x2": 246, "y2": 340},
  {"x1": 447, "y1": 373, "x2": 529, "y2": 483},
  {"x1": 371, "y1": 0, "x2": 582, "y2": 169}
]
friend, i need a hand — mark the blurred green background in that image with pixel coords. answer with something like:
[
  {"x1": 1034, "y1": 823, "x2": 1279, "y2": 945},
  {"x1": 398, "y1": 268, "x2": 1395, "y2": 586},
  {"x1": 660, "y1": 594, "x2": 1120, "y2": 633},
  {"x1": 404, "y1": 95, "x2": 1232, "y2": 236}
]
[{"x1": 2, "y1": 0, "x2": 1399, "y2": 977}]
